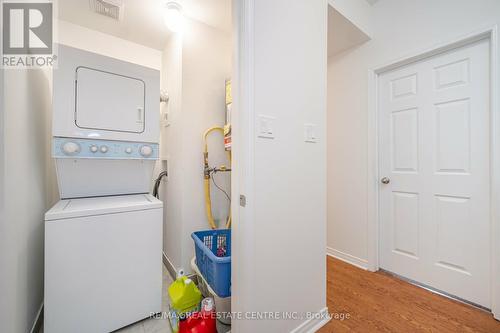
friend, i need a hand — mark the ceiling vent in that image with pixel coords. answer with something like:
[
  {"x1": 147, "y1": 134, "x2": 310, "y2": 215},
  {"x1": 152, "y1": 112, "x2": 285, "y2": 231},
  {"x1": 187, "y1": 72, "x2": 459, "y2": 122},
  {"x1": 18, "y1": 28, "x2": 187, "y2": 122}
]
[{"x1": 89, "y1": 0, "x2": 124, "y2": 21}]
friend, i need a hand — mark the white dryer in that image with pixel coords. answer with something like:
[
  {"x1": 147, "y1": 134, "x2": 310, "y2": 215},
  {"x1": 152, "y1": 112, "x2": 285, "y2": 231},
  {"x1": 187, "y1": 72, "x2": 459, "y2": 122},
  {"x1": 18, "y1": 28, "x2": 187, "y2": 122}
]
[
  {"x1": 44, "y1": 194, "x2": 163, "y2": 333},
  {"x1": 53, "y1": 44, "x2": 159, "y2": 143},
  {"x1": 52, "y1": 44, "x2": 161, "y2": 198}
]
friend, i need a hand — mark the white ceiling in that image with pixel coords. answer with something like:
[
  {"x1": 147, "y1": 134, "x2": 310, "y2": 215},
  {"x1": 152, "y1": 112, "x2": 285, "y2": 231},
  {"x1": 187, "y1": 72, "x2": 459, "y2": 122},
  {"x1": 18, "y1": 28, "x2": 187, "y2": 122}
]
[
  {"x1": 365, "y1": 0, "x2": 379, "y2": 4},
  {"x1": 58, "y1": 0, "x2": 232, "y2": 50}
]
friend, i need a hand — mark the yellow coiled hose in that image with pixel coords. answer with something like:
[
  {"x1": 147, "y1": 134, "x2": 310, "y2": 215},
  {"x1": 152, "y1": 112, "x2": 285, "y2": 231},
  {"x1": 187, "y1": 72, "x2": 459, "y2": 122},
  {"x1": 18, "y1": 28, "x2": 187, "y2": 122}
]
[{"x1": 204, "y1": 127, "x2": 232, "y2": 229}]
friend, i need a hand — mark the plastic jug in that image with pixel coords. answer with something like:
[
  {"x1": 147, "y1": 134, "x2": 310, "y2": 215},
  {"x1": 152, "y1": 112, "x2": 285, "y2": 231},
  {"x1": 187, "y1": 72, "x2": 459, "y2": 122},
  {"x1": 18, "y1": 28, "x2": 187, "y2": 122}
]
[
  {"x1": 179, "y1": 298, "x2": 217, "y2": 333},
  {"x1": 168, "y1": 277, "x2": 202, "y2": 333}
]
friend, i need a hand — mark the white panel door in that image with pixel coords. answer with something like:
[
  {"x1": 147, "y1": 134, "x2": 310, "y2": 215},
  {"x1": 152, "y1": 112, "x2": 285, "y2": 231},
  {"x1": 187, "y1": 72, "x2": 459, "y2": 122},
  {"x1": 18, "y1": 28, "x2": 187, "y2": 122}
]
[
  {"x1": 75, "y1": 67, "x2": 145, "y2": 133},
  {"x1": 379, "y1": 39, "x2": 491, "y2": 307}
]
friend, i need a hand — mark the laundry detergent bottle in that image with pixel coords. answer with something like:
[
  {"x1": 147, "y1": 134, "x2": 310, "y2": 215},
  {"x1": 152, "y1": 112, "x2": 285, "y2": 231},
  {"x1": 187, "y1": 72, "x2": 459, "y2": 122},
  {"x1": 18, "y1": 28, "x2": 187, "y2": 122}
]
[
  {"x1": 178, "y1": 297, "x2": 217, "y2": 333},
  {"x1": 168, "y1": 277, "x2": 202, "y2": 333}
]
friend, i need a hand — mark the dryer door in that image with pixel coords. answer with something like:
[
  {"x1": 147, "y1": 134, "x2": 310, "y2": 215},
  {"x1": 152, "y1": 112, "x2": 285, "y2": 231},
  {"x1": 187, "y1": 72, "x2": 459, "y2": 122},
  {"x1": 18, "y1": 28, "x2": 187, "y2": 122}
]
[{"x1": 75, "y1": 67, "x2": 145, "y2": 133}]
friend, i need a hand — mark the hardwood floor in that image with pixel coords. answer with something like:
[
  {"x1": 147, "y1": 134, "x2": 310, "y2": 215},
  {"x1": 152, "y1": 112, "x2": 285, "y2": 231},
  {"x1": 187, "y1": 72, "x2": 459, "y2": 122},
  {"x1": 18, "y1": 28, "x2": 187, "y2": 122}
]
[{"x1": 319, "y1": 256, "x2": 500, "y2": 333}]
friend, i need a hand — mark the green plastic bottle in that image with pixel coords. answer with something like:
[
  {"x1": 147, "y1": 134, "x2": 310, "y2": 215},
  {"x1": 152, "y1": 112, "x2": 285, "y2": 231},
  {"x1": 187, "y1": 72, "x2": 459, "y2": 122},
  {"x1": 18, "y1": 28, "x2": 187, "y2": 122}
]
[{"x1": 168, "y1": 277, "x2": 202, "y2": 332}]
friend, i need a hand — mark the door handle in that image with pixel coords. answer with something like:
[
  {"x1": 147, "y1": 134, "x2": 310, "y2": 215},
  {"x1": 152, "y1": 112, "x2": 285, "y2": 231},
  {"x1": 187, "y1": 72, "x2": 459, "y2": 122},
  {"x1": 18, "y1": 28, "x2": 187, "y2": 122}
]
[
  {"x1": 381, "y1": 177, "x2": 390, "y2": 184},
  {"x1": 137, "y1": 107, "x2": 144, "y2": 123}
]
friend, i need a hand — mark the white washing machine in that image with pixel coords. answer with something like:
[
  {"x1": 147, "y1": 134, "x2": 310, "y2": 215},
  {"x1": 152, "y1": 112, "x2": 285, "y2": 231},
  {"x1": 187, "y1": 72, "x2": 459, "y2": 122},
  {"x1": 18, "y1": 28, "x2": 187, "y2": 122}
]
[
  {"x1": 44, "y1": 194, "x2": 162, "y2": 333},
  {"x1": 45, "y1": 45, "x2": 164, "y2": 333}
]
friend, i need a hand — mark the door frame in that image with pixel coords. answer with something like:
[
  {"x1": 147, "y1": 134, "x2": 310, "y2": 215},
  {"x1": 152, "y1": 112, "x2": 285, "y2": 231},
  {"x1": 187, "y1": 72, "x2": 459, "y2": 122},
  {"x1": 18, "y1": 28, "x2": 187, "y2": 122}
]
[{"x1": 367, "y1": 25, "x2": 500, "y2": 319}]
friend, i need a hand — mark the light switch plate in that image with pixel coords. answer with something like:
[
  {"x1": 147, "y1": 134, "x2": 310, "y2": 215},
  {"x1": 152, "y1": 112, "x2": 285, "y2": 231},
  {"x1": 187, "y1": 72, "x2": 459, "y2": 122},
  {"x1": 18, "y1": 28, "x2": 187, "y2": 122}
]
[
  {"x1": 257, "y1": 115, "x2": 276, "y2": 139},
  {"x1": 304, "y1": 123, "x2": 318, "y2": 143}
]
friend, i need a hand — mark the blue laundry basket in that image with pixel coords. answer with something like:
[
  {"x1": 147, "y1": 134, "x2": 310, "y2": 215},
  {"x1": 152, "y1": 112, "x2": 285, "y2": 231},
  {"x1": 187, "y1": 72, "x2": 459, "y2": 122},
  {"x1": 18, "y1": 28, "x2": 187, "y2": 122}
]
[{"x1": 191, "y1": 229, "x2": 231, "y2": 297}]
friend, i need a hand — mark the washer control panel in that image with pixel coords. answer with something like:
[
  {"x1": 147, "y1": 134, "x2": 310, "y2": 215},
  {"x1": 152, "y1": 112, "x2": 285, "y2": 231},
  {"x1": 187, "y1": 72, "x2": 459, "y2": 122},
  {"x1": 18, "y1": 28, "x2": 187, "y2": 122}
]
[{"x1": 53, "y1": 137, "x2": 159, "y2": 160}]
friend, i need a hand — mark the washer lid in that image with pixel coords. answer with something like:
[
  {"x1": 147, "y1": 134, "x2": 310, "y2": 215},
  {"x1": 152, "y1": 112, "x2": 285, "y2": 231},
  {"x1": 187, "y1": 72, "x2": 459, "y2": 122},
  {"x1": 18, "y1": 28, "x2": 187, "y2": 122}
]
[{"x1": 45, "y1": 194, "x2": 162, "y2": 221}]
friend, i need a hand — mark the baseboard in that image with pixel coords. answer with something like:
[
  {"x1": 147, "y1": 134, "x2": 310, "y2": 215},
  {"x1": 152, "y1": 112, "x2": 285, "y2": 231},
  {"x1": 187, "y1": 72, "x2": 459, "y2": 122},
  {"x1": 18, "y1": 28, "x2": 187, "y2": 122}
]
[
  {"x1": 326, "y1": 247, "x2": 368, "y2": 270},
  {"x1": 30, "y1": 303, "x2": 43, "y2": 333},
  {"x1": 290, "y1": 307, "x2": 330, "y2": 333},
  {"x1": 162, "y1": 251, "x2": 177, "y2": 280}
]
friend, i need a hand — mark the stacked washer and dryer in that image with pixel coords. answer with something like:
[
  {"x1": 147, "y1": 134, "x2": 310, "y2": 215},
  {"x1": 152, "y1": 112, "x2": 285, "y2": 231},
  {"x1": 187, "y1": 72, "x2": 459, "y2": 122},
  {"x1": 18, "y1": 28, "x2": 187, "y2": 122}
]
[{"x1": 44, "y1": 45, "x2": 163, "y2": 333}]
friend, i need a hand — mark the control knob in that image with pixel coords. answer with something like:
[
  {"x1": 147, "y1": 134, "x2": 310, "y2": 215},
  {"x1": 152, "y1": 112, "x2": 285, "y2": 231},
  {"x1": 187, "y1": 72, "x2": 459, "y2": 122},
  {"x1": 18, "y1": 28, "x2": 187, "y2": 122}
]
[
  {"x1": 140, "y1": 145, "x2": 153, "y2": 157},
  {"x1": 100, "y1": 145, "x2": 109, "y2": 153},
  {"x1": 62, "y1": 141, "x2": 81, "y2": 156},
  {"x1": 89, "y1": 145, "x2": 98, "y2": 153}
]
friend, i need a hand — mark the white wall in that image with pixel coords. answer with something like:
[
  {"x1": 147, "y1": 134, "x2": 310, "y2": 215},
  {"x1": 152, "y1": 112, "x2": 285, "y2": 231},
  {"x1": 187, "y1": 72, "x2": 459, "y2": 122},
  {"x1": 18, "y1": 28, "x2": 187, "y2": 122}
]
[
  {"x1": 328, "y1": 0, "x2": 373, "y2": 38},
  {"x1": 161, "y1": 33, "x2": 185, "y2": 273},
  {"x1": 328, "y1": 6, "x2": 370, "y2": 57},
  {"x1": 1, "y1": 68, "x2": 53, "y2": 333},
  {"x1": 232, "y1": 0, "x2": 328, "y2": 331},
  {"x1": 57, "y1": 20, "x2": 162, "y2": 70},
  {"x1": 327, "y1": 0, "x2": 500, "y2": 276},
  {"x1": 0, "y1": 22, "x2": 6, "y2": 330},
  {"x1": 161, "y1": 19, "x2": 232, "y2": 275}
]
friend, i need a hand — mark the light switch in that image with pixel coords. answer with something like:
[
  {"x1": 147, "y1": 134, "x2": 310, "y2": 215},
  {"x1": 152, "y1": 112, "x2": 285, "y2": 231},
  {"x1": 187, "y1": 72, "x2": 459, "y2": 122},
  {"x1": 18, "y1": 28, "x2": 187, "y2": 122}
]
[
  {"x1": 257, "y1": 115, "x2": 275, "y2": 139},
  {"x1": 304, "y1": 123, "x2": 318, "y2": 143}
]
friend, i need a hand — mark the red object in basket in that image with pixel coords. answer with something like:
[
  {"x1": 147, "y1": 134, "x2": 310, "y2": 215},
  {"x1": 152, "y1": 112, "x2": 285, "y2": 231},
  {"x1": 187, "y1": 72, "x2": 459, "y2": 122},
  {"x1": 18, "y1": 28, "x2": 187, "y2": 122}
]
[{"x1": 178, "y1": 311, "x2": 216, "y2": 333}]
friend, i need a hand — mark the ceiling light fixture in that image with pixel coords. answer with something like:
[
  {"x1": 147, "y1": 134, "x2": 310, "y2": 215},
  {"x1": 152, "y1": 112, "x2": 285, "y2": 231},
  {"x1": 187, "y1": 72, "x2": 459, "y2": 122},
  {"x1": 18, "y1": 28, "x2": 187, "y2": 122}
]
[{"x1": 164, "y1": 2, "x2": 185, "y2": 33}]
